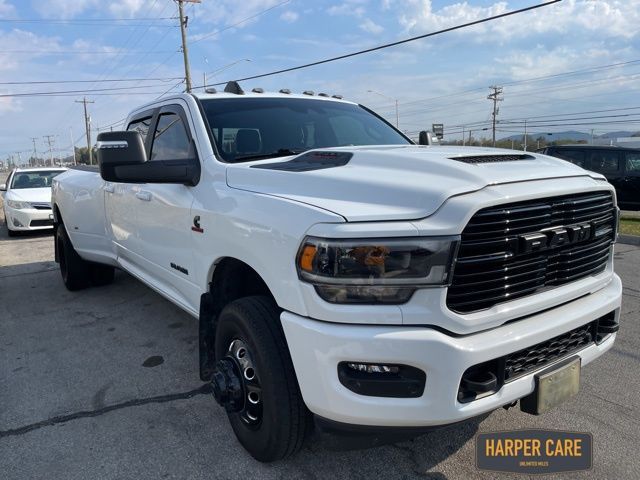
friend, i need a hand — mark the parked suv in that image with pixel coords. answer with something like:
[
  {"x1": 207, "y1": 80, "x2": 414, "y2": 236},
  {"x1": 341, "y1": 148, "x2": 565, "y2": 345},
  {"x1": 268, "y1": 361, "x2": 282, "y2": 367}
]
[{"x1": 539, "y1": 145, "x2": 640, "y2": 210}]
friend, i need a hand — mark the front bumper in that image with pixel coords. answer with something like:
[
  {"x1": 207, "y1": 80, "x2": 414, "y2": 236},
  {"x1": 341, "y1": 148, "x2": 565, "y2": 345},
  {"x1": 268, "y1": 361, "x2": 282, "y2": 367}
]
[
  {"x1": 4, "y1": 206, "x2": 54, "y2": 231},
  {"x1": 281, "y1": 274, "x2": 621, "y2": 427}
]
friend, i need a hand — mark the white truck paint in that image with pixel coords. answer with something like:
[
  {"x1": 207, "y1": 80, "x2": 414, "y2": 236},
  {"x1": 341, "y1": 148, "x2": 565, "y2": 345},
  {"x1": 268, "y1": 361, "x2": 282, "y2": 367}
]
[{"x1": 52, "y1": 89, "x2": 621, "y2": 460}]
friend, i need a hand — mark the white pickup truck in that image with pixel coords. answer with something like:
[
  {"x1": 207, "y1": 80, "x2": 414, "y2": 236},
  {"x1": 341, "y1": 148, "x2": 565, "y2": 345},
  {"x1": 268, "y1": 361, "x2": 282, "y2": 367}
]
[{"x1": 52, "y1": 82, "x2": 622, "y2": 462}]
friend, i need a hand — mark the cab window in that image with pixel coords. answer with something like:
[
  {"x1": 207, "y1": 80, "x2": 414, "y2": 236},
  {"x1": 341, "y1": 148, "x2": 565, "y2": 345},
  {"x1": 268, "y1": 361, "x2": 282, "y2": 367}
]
[
  {"x1": 554, "y1": 149, "x2": 588, "y2": 168},
  {"x1": 150, "y1": 112, "x2": 191, "y2": 161}
]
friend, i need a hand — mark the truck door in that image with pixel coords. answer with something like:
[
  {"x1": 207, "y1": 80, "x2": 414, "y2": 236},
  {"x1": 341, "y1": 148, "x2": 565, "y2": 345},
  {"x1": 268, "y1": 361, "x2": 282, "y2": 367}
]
[
  {"x1": 105, "y1": 113, "x2": 153, "y2": 265},
  {"x1": 131, "y1": 104, "x2": 200, "y2": 312},
  {"x1": 621, "y1": 150, "x2": 640, "y2": 210},
  {"x1": 588, "y1": 149, "x2": 623, "y2": 202}
]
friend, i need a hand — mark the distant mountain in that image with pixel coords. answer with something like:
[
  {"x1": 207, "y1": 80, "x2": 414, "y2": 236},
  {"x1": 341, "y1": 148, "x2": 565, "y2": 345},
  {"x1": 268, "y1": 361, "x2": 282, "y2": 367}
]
[
  {"x1": 499, "y1": 130, "x2": 638, "y2": 142},
  {"x1": 500, "y1": 131, "x2": 589, "y2": 142},
  {"x1": 598, "y1": 131, "x2": 638, "y2": 139}
]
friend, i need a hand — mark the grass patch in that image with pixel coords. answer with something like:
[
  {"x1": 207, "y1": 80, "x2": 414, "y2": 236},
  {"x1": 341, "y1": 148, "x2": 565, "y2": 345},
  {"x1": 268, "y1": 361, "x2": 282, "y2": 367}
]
[{"x1": 620, "y1": 218, "x2": 640, "y2": 236}]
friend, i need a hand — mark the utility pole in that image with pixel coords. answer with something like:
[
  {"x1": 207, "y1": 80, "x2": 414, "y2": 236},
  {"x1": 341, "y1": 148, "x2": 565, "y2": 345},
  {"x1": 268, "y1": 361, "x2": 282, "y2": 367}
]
[
  {"x1": 487, "y1": 85, "x2": 503, "y2": 147},
  {"x1": 462, "y1": 126, "x2": 465, "y2": 146},
  {"x1": 30, "y1": 137, "x2": 38, "y2": 166},
  {"x1": 43, "y1": 135, "x2": 55, "y2": 166},
  {"x1": 523, "y1": 119, "x2": 528, "y2": 152},
  {"x1": 178, "y1": 0, "x2": 201, "y2": 93},
  {"x1": 70, "y1": 127, "x2": 77, "y2": 165},
  {"x1": 75, "y1": 97, "x2": 95, "y2": 164}
]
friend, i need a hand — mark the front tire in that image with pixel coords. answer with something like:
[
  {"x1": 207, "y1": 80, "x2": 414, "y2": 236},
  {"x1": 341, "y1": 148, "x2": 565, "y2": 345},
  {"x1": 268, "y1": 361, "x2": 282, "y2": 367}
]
[{"x1": 214, "y1": 296, "x2": 311, "y2": 462}]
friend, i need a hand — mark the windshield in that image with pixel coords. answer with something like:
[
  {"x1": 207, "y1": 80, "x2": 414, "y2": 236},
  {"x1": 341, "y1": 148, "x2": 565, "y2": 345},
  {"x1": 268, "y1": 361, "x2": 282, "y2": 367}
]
[
  {"x1": 200, "y1": 97, "x2": 411, "y2": 163},
  {"x1": 10, "y1": 170, "x2": 64, "y2": 189}
]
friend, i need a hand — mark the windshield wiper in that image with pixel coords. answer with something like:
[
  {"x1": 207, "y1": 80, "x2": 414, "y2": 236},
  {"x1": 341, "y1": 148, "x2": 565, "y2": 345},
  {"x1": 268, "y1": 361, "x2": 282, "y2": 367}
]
[{"x1": 233, "y1": 148, "x2": 307, "y2": 162}]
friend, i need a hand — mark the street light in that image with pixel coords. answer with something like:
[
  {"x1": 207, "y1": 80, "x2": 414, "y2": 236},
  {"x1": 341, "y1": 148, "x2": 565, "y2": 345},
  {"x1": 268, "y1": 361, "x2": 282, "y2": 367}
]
[
  {"x1": 204, "y1": 59, "x2": 251, "y2": 89},
  {"x1": 367, "y1": 89, "x2": 399, "y2": 129}
]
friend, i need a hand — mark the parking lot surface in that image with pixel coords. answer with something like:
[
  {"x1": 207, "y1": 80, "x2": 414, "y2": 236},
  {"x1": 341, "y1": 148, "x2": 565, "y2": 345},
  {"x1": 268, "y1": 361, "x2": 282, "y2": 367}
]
[{"x1": 1, "y1": 199, "x2": 639, "y2": 479}]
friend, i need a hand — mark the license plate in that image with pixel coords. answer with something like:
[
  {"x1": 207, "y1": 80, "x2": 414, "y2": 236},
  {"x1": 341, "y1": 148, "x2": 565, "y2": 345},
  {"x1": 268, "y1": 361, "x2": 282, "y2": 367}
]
[{"x1": 521, "y1": 357, "x2": 581, "y2": 415}]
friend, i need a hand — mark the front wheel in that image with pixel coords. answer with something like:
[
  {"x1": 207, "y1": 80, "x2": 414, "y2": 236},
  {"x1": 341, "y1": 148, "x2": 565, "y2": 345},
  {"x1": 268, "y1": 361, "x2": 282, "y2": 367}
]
[{"x1": 212, "y1": 296, "x2": 311, "y2": 462}]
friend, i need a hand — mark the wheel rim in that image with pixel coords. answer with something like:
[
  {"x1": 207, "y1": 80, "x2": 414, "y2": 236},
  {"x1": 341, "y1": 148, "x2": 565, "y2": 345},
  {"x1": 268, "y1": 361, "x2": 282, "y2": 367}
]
[{"x1": 211, "y1": 339, "x2": 263, "y2": 427}]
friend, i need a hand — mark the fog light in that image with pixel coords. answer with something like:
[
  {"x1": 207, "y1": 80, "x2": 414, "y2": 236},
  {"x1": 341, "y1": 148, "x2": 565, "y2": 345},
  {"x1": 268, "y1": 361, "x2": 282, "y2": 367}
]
[
  {"x1": 338, "y1": 362, "x2": 426, "y2": 398},
  {"x1": 346, "y1": 363, "x2": 400, "y2": 374},
  {"x1": 12, "y1": 218, "x2": 24, "y2": 227}
]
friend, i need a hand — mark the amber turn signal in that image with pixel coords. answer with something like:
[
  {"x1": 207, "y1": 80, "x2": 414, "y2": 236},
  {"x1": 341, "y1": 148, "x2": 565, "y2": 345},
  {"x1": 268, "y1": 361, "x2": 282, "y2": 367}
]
[{"x1": 299, "y1": 244, "x2": 317, "y2": 272}]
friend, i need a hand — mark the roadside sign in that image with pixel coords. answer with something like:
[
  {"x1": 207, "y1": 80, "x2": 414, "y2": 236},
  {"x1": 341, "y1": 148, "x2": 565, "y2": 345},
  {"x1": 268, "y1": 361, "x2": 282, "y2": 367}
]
[{"x1": 432, "y1": 123, "x2": 444, "y2": 139}]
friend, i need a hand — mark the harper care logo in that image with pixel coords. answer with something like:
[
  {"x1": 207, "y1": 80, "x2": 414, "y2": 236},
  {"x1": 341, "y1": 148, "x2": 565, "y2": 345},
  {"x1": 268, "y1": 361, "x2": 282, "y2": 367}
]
[{"x1": 476, "y1": 429, "x2": 592, "y2": 475}]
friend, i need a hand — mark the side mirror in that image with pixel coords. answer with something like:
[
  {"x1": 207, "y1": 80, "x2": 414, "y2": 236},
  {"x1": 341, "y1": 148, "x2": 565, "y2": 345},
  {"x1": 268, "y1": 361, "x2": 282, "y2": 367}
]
[
  {"x1": 0, "y1": 184, "x2": 6, "y2": 192},
  {"x1": 418, "y1": 130, "x2": 440, "y2": 146},
  {"x1": 97, "y1": 131, "x2": 200, "y2": 186},
  {"x1": 97, "y1": 131, "x2": 147, "y2": 182}
]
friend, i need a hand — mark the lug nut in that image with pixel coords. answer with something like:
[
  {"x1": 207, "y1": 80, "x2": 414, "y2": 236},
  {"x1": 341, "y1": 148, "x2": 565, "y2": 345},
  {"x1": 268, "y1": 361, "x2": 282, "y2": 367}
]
[
  {"x1": 244, "y1": 367, "x2": 255, "y2": 380},
  {"x1": 248, "y1": 391, "x2": 260, "y2": 404}
]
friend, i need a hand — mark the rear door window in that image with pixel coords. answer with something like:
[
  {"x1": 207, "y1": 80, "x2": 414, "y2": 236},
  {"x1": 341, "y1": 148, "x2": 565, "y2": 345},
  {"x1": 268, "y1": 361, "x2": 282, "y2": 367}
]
[
  {"x1": 625, "y1": 152, "x2": 640, "y2": 175},
  {"x1": 126, "y1": 117, "x2": 152, "y2": 143},
  {"x1": 589, "y1": 150, "x2": 622, "y2": 174}
]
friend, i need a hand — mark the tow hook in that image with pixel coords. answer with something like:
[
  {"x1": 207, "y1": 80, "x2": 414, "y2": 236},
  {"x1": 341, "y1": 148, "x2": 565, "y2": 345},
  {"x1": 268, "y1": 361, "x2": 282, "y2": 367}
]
[{"x1": 211, "y1": 358, "x2": 244, "y2": 413}]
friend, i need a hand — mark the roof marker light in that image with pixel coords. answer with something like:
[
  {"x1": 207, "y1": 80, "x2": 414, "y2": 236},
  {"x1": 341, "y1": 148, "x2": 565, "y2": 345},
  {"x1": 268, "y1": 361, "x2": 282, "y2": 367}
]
[
  {"x1": 303, "y1": 90, "x2": 314, "y2": 96},
  {"x1": 224, "y1": 81, "x2": 244, "y2": 95},
  {"x1": 252, "y1": 87, "x2": 264, "y2": 93},
  {"x1": 332, "y1": 94, "x2": 343, "y2": 99},
  {"x1": 318, "y1": 93, "x2": 329, "y2": 97},
  {"x1": 205, "y1": 87, "x2": 217, "y2": 94},
  {"x1": 279, "y1": 88, "x2": 291, "y2": 94}
]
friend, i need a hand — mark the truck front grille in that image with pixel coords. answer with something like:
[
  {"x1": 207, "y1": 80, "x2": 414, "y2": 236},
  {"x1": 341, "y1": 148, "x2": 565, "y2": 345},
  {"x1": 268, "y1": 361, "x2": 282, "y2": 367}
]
[{"x1": 447, "y1": 191, "x2": 616, "y2": 313}]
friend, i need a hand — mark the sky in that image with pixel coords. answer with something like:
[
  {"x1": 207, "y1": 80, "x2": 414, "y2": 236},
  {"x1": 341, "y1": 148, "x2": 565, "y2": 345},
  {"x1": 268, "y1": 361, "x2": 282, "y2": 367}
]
[{"x1": 1, "y1": 0, "x2": 639, "y2": 160}]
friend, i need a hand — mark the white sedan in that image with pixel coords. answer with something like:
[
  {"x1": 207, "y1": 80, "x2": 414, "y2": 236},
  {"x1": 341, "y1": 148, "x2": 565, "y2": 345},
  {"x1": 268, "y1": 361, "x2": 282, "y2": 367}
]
[{"x1": 1, "y1": 167, "x2": 67, "y2": 236}]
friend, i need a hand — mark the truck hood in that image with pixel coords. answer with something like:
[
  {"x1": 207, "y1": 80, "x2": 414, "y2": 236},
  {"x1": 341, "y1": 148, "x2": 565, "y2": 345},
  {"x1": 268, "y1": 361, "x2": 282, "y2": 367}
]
[{"x1": 226, "y1": 145, "x2": 601, "y2": 222}]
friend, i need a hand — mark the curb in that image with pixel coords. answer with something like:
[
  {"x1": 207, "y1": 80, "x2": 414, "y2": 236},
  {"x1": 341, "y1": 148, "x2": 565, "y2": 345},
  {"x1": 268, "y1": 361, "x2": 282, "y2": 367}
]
[{"x1": 618, "y1": 234, "x2": 640, "y2": 246}]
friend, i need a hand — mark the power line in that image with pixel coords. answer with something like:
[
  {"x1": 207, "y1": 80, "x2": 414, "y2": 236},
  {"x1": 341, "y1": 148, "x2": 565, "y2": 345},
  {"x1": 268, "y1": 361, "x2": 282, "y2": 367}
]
[
  {"x1": 0, "y1": 50, "x2": 175, "y2": 55},
  {"x1": 197, "y1": 0, "x2": 562, "y2": 88},
  {"x1": 0, "y1": 77, "x2": 182, "y2": 86},
  {"x1": 0, "y1": 17, "x2": 176, "y2": 22},
  {"x1": 371, "y1": 59, "x2": 640, "y2": 115},
  {"x1": 0, "y1": 83, "x2": 185, "y2": 97}
]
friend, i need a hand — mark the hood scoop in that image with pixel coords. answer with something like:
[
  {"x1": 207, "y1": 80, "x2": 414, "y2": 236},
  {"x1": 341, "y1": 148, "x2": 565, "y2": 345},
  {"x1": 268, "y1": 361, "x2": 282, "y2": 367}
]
[
  {"x1": 449, "y1": 154, "x2": 535, "y2": 164},
  {"x1": 251, "y1": 151, "x2": 353, "y2": 172}
]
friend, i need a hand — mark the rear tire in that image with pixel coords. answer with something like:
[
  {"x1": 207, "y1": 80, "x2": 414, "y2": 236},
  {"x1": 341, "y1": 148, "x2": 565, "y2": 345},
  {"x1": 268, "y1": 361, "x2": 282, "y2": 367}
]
[
  {"x1": 56, "y1": 223, "x2": 91, "y2": 291},
  {"x1": 214, "y1": 296, "x2": 311, "y2": 462}
]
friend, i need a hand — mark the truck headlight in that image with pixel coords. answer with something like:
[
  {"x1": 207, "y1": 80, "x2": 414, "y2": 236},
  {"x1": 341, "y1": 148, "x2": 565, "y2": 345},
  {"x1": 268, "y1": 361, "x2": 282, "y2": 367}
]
[
  {"x1": 6, "y1": 200, "x2": 30, "y2": 210},
  {"x1": 296, "y1": 236, "x2": 459, "y2": 304}
]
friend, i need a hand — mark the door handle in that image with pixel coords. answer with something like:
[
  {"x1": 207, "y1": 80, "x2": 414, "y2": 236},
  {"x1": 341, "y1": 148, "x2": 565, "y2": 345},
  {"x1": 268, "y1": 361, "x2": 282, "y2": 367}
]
[
  {"x1": 135, "y1": 191, "x2": 152, "y2": 201},
  {"x1": 104, "y1": 183, "x2": 115, "y2": 193}
]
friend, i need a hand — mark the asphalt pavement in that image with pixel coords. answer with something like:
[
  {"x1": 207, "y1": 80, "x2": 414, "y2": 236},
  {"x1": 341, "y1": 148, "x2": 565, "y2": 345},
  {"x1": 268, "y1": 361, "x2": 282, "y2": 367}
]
[{"x1": 1, "y1": 199, "x2": 639, "y2": 479}]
